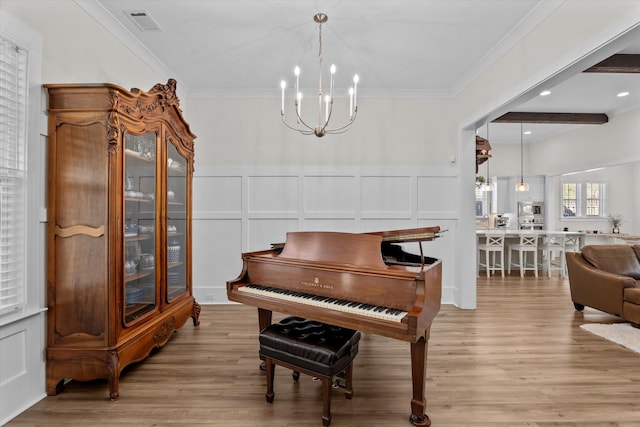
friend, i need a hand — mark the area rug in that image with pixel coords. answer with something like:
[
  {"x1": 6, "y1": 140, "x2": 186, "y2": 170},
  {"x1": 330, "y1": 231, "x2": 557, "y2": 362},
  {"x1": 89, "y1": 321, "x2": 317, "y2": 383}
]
[{"x1": 580, "y1": 323, "x2": 640, "y2": 353}]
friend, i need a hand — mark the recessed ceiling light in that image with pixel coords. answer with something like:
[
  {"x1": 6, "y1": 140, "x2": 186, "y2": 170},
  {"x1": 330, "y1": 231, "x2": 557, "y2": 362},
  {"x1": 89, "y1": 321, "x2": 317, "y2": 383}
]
[
  {"x1": 524, "y1": 131, "x2": 532, "y2": 135},
  {"x1": 617, "y1": 91, "x2": 630, "y2": 97},
  {"x1": 540, "y1": 90, "x2": 551, "y2": 96}
]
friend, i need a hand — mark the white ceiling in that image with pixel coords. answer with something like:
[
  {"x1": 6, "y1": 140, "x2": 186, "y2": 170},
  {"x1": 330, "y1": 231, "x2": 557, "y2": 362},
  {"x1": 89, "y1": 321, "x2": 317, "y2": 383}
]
[{"x1": 84, "y1": 0, "x2": 640, "y2": 144}]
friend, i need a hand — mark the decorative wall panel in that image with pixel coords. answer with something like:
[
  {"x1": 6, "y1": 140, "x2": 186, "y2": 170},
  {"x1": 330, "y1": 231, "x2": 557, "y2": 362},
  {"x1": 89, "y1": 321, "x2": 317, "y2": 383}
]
[
  {"x1": 361, "y1": 176, "x2": 412, "y2": 218},
  {"x1": 247, "y1": 176, "x2": 298, "y2": 214},
  {"x1": 192, "y1": 219, "x2": 242, "y2": 303},
  {"x1": 302, "y1": 219, "x2": 358, "y2": 232},
  {"x1": 417, "y1": 176, "x2": 458, "y2": 215},
  {"x1": 0, "y1": 315, "x2": 45, "y2": 425},
  {"x1": 193, "y1": 176, "x2": 242, "y2": 215},
  {"x1": 247, "y1": 219, "x2": 299, "y2": 251},
  {"x1": 303, "y1": 176, "x2": 356, "y2": 217},
  {"x1": 0, "y1": 329, "x2": 26, "y2": 384},
  {"x1": 192, "y1": 166, "x2": 458, "y2": 305}
]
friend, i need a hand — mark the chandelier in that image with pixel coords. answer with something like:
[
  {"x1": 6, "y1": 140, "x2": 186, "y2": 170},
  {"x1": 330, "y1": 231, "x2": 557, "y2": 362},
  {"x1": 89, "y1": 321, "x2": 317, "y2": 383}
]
[{"x1": 280, "y1": 13, "x2": 359, "y2": 137}]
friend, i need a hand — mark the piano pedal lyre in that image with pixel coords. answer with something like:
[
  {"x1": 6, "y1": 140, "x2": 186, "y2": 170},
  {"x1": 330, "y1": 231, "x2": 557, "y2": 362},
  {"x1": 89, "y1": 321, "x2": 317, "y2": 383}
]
[
  {"x1": 332, "y1": 370, "x2": 348, "y2": 389},
  {"x1": 312, "y1": 370, "x2": 347, "y2": 389}
]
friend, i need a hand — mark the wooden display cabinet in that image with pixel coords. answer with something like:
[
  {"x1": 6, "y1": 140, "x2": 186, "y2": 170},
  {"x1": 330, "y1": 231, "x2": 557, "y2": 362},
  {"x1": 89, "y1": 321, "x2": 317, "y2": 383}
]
[{"x1": 45, "y1": 80, "x2": 200, "y2": 399}]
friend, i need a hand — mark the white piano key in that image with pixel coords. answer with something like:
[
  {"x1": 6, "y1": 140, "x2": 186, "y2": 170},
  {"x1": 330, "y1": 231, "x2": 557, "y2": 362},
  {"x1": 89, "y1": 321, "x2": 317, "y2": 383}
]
[{"x1": 238, "y1": 284, "x2": 407, "y2": 322}]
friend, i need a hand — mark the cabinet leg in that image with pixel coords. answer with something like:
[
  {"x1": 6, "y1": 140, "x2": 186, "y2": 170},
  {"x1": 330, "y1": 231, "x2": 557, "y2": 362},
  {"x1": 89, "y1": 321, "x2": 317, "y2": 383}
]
[
  {"x1": 108, "y1": 350, "x2": 120, "y2": 400},
  {"x1": 46, "y1": 377, "x2": 65, "y2": 396},
  {"x1": 191, "y1": 300, "x2": 201, "y2": 326}
]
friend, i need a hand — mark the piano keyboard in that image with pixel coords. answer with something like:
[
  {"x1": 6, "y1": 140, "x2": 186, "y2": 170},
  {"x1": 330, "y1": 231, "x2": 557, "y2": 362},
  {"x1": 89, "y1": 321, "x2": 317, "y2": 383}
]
[{"x1": 238, "y1": 284, "x2": 408, "y2": 322}]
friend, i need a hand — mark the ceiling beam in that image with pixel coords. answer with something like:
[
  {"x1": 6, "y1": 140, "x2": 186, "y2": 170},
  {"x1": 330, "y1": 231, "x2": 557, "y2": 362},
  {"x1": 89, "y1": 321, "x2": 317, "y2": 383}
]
[
  {"x1": 583, "y1": 54, "x2": 640, "y2": 73},
  {"x1": 492, "y1": 112, "x2": 608, "y2": 125}
]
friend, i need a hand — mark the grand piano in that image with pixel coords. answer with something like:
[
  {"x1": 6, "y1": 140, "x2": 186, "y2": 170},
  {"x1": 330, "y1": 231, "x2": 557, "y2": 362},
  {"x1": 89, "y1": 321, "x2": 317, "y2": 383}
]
[{"x1": 227, "y1": 226, "x2": 443, "y2": 426}]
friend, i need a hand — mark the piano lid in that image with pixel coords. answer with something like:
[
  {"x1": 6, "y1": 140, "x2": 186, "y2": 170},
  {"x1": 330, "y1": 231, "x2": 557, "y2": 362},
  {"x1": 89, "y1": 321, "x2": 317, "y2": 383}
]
[
  {"x1": 271, "y1": 227, "x2": 442, "y2": 270},
  {"x1": 366, "y1": 226, "x2": 442, "y2": 243},
  {"x1": 271, "y1": 226, "x2": 442, "y2": 249},
  {"x1": 278, "y1": 231, "x2": 387, "y2": 269}
]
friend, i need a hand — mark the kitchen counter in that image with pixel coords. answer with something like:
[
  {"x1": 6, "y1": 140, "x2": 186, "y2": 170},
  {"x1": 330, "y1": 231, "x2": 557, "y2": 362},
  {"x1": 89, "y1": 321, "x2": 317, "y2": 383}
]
[
  {"x1": 475, "y1": 229, "x2": 584, "y2": 237},
  {"x1": 476, "y1": 229, "x2": 585, "y2": 248},
  {"x1": 582, "y1": 233, "x2": 640, "y2": 244},
  {"x1": 476, "y1": 230, "x2": 640, "y2": 247}
]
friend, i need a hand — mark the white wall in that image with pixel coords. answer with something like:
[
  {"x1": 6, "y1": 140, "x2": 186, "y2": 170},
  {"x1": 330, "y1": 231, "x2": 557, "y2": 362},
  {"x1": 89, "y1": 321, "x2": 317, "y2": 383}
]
[
  {"x1": 453, "y1": 1, "x2": 640, "y2": 126},
  {"x1": 0, "y1": 7, "x2": 45, "y2": 426},
  {"x1": 529, "y1": 107, "x2": 640, "y2": 176},
  {"x1": 192, "y1": 164, "x2": 459, "y2": 305},
  {"x1": 1, "y1": 0, "x2": 166, "y2": 93},
  {"x1": 186, "y1": 97, "x2": 457, "y2": 167},
  {"x1": 545, "y1": 163, "x2": 637, "y2": 234},
  {"x1": 187, "y1": 96, "x2": 464, "y2": 306},
  {"x1": 490, "y1": 107, "x2": 640, "y2": 235}
]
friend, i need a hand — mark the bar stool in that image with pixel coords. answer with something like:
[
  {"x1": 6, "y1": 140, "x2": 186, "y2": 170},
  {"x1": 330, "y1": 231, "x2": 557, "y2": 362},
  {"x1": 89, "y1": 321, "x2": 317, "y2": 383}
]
[
  {"x1": 563, "y1": 234, "x2": 580, "y2": 275},
  {"x1": 540, "y1": 233, "x2": 566, "y2": 278},
  {"x1": 508, "y1": 232, "x2": 539, "y2": 277},
  {"x1": 477, "y1": 230, "x2": 505, "y2": 277},
  {"x1": 564, "y1": 234, "x2": 580, "y2": 252}
]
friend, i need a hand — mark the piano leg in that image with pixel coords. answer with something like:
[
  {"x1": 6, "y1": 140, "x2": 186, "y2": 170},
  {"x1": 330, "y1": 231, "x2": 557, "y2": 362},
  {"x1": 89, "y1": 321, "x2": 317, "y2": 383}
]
[
  {"x1": 409, "y1": 333, "x2": 431, "y2": 427},
  {"x1": 258, "y1": 308, "x2": 273, "y2": 371},
  {"x1": 258, "y1": 307, "x2": 273, "y2": 331}
]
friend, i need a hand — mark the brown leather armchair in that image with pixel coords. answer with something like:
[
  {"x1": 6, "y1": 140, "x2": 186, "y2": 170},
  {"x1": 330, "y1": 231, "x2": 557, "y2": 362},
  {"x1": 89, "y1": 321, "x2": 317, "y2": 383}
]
[{"x1": 565, "y1": 245, "x2": 640, "y2": 327}]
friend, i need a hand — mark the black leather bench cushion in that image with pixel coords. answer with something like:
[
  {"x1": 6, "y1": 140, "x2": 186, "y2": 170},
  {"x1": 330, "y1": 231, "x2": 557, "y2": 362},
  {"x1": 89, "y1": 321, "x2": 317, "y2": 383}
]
[{"x1": 259, "y1": 316, "x2": 361, "y2": 376}]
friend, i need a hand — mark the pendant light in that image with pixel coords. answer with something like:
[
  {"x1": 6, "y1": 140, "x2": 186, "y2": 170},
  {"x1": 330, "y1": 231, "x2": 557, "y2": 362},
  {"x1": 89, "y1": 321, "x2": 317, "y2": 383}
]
[
  {"x1": 483, "y1": 123, "x2": 493, "y2": 192},
  {"x1": 515, "y1": 122, "x2": 529, "y2": 192}
]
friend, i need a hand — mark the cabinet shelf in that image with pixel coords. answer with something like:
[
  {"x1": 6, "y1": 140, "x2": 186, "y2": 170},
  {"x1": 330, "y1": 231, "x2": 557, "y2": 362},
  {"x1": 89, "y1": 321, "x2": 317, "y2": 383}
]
[
  {"x1": 168, "y1": 164, "x2": 185, "y2": 174},
  {"x1": 125, "y1": 197, "x2": 153, "y2": 203},
  {"x1": 125, "y1": 234, "x2": 153, "y2": 242},
  {"x1": 125, "y1": 148, "x2": 154, "y2": 162},
  {"x1": 125, "y1": 268, "x2": 154, "y2": 283},
  {"x1": 168, "y1": 286, "x2": 185, "y2": 299},
  {"x1": 124, "y1": 302, "x2": 155, "y2": 322}
]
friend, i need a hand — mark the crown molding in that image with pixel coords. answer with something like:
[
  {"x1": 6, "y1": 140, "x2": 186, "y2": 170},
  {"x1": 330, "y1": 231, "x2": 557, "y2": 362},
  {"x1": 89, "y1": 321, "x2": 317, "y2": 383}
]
[{"x1": 73, "y1": 0, "x2": 191, "y2": 98}]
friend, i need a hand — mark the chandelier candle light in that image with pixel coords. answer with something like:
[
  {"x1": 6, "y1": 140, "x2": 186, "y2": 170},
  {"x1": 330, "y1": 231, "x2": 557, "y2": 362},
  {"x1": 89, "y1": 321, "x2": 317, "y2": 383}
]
[{"x1": 280, "y1": 13, "x2": 359, "y2": 137}]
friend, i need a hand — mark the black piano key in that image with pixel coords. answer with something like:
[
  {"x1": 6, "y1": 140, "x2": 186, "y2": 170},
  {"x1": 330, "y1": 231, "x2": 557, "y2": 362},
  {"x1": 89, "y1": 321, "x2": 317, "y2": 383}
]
[{"x1": 240, "y1": 284, "x2": 407, "y2": 320}]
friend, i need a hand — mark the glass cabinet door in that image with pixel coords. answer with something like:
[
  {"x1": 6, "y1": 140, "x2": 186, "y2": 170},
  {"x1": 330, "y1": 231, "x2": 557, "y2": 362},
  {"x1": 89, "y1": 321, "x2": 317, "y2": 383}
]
[
  {"x1": 123, "y1": 132, "x2": 157, "y2": 323},
  {"x1": 166, "y1": 136, "x2": 187, "y2": 301}
]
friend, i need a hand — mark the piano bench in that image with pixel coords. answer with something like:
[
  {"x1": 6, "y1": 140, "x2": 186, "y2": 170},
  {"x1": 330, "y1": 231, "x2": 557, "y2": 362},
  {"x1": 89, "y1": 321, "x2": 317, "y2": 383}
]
[{"x1": 259, "y1": 316, "x2": 361, "y2": 426}]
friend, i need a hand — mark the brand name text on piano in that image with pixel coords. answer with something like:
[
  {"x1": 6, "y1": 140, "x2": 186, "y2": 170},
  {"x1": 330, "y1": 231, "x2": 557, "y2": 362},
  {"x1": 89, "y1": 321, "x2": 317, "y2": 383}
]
[{"x1": 301, "y1": 277, "x2": 334, "y2": 290}]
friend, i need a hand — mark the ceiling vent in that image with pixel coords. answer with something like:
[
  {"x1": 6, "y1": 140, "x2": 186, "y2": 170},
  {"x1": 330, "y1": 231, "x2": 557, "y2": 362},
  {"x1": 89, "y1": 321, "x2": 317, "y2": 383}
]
[{"x1": 125, "y1": 10, "x2": 162, "y2": 32}]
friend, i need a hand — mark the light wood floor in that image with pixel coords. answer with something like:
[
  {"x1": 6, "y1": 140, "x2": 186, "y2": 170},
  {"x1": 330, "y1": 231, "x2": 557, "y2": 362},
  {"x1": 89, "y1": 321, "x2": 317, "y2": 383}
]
[{"x1": 8, "y1": 274, "x2": 640, "y2": 426}]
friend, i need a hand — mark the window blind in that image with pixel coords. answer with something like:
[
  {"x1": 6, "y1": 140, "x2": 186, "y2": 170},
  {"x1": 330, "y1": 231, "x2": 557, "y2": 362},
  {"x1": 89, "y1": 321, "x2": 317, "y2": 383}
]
[{"x1": 0, "y1": 36, "x2": 27, "y2": 316}]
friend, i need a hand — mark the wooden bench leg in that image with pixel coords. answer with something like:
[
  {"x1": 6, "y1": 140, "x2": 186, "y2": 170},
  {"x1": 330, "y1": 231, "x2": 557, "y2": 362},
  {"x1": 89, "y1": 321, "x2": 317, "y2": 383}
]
[
  {"x1": 344, "y1": 363, "x2": 353, "y2": 400},
  {"x1": 322, "y1": 377, "x2": 332, "y2": 426},
  {"x1": 265, "y1": 358, "x2": 275, "y2": 403}
]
